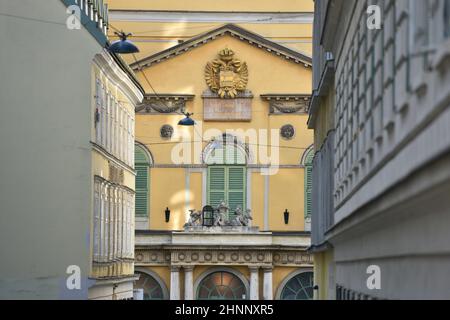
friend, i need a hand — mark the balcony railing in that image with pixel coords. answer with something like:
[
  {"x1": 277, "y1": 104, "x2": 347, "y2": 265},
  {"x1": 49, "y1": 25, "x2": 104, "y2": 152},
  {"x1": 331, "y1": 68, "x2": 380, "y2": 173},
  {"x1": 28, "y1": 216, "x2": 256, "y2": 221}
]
[{"x1": 74, "y1": 0, "x2": 108, "y2": 35}]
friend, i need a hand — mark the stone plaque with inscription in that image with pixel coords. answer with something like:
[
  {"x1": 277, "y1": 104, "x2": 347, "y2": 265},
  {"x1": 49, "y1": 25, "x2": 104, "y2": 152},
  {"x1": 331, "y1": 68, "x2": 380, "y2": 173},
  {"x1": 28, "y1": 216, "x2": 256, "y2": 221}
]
[{"x1": 202, "y1": 89, "x2": 253, "y2": 122}]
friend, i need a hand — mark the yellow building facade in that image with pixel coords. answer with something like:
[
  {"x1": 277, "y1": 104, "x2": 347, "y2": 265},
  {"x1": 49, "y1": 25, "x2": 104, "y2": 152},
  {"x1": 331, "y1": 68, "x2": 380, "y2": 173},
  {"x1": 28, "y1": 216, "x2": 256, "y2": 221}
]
[{"x1": 108, "y1": 0, "x2": 315, "y2": 300}]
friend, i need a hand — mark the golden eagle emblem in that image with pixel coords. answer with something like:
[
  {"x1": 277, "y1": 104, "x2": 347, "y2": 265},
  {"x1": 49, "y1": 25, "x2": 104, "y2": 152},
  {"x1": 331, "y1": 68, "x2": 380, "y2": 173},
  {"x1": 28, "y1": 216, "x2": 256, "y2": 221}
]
[{"x1": 205, "y1": 48, "x2": 249, "y2": 99}]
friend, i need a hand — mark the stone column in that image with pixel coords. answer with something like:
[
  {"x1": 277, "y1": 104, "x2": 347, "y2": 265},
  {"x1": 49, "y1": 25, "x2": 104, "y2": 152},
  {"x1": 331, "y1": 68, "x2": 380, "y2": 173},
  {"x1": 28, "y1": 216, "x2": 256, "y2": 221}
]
[
  {"x1": 262, "y1": 267, "x2": 273, "y2": 300},
  {"x1": 170, "y1": 266, "x2": 180, "y2": 300},
  {"x1": 184, "y1": 266, "x2": 194, "y2": 300},
  {"x1": 249, "y1": 266, "x2": 259, "y2": 300}
]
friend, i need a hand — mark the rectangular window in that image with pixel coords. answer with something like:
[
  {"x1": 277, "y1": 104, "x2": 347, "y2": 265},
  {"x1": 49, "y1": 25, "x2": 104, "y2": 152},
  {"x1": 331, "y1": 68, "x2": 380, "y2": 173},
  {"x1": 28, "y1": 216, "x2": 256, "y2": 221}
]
[
  {"x1": 101, "y1": 87, "x2": 106, "y2": 148},
  {"x1": 108, "y1": 187, "x2": 114, "y2": 261},
  {"x1": 93, "y1": 179, "x2": 101, "y2": 262},
  {"x1": 207, "y1": 166, "x2": 246, "y2": 218},
  {"x1": 95, "y1": 79, "x2": 101, "y2": 144},
  {"x1": 126, "y1": 192, "x2": 132, "y2": 257},
  {"x1": 100, "y1": 183, "x2": 106, "y2": 262},
  {"x1": 445, "y1": 0, "x2": 450, "y2": 38},
  {"x1": 105, "y1": 94, "x2": 110, "y2": 152},
  {"x1": 117, "y1": 189, "x2": 122, "y2": 259}
]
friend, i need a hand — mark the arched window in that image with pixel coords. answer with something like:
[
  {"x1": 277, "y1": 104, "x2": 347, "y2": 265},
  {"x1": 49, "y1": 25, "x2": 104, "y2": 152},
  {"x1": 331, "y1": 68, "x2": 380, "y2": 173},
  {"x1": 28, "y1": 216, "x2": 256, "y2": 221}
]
[
  {"x1": 205, "y1": 139, "x2": 247, "y2": 217},
  {"x1": 135, "y1": 144, "x2": 151, "y2": 217},
  {"x1": 302, "y1": 147, "x2": 314, "y2": 221},
  {"x1": 280, "y1": 271, "x2": 314, "y2": 300},
  {"x1": 197, "y1": 271, "x2": 247, "y2": 300},
  {"x1": 134, "y1": 271, "x2": 167, "y2": 300}
]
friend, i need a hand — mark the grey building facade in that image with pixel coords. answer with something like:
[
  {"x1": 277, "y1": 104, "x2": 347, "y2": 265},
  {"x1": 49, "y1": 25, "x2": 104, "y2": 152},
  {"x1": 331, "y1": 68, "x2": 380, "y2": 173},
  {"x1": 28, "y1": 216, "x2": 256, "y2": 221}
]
[{"x1": 309, "y1": 0, "x2": 450, "y2": 299}]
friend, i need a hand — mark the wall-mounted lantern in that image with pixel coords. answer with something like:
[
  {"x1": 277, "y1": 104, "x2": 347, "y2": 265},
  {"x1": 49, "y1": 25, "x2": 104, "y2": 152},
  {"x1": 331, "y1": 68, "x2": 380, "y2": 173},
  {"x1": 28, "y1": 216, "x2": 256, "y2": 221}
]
[
  {"x1": 284, "y1": 209, "x2": 289, "y2": 225},
  {"x1": 165, "y1": 207, "x2": 171, "y2": 223}
]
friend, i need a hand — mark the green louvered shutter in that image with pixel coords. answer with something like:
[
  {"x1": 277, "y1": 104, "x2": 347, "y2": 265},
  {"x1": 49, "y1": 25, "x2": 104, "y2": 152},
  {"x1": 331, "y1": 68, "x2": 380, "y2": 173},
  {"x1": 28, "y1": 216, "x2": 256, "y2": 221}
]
[
  {"x1": 208, "y1": 166, "x2": 226, "y2": 208},
  {"x1": 227, "y1": 167, "x2": 246, "y2": 219},
  {"x1": 135, "y1": 165, "x2": 148, "y2": 216},
  {"x1": 305, "y1": 164, "x2": 313, "y2": 216},
  {"x1": 135, "y1": 145, "x2": 150, "y2": 217}
]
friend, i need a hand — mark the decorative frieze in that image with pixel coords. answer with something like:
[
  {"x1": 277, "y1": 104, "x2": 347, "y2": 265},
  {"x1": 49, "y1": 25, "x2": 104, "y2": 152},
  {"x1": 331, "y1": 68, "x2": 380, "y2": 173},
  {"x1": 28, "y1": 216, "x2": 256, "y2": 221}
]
[
  {"x1": 136, "y1": 94, "x2": 194, "y2": 114},
  {"x1": 135, "y1": 249, "x2": 171, "y2": 266},
  {"x1": 272, "y1": 251, "x2": 313, "y2": 266},
  {"x1": 134, "y1": 248, "x2": 312, "y2": 268},
  {"x1": 261, "y1": 94, "x2": 310, "y2": 114}
]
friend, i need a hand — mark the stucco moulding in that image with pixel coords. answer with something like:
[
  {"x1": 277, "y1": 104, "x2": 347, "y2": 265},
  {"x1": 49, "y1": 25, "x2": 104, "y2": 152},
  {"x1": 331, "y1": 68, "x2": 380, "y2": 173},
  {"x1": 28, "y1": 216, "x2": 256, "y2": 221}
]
[
  {"x1": 134, "y1": 249, "x2": 313, "y2": 267},
  {"x1": 260, "y1": 94, "x2": 311, "y2": 114},
  {"x1": 136, "y1": 94, "x2": 194, "y2": 114}
]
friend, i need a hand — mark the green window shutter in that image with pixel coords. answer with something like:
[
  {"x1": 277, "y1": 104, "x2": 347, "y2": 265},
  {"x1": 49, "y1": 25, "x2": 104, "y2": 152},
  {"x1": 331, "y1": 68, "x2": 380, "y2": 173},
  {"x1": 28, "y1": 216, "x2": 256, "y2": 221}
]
[
  {"x1": 305, "y1": 164, "x2": 313, "y2": 216},
  {"x1": 135, "y1": 147, "x2": 149, "y2": 163},
  {"x1": 227, "y1": 167, "x2": 246, "y2": 215},
  {"x1": 135, "y1": 165, "x2": 148, "y2": 216},
  {"x1": 208, "y1": 166, "x2": 246, "y2": 218},
  {"x1": 208, "y1": 166, "x2": 226, "y2": 208}
]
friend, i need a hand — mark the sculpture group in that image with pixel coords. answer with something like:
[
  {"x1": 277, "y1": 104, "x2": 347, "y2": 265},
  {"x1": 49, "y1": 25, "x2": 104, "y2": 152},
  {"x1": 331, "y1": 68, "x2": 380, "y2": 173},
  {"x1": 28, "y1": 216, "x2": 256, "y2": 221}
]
[{"x1": 185, "y1": 201, "x2": 253, "y2": 227}]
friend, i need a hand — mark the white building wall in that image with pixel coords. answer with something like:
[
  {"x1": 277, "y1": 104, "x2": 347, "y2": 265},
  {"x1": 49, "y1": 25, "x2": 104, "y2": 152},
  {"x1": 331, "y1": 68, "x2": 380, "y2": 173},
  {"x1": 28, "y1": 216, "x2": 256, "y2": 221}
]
[{"x1": 0, "y1": 0, "x2": 102, "y2": 299}]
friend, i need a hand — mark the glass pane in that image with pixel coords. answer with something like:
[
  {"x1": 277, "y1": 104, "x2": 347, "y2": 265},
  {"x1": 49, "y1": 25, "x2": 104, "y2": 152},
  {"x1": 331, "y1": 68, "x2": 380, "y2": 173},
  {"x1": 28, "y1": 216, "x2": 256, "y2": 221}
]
[
  {"x1": 197, "y1": 271, "x2": 246, "y2": 300},
  {"x1": 134, "y1": 272, "x2": 164, "y2": 300},
  {"x1": 280, "y1": 272, "x2": 314, "y2": 300}
]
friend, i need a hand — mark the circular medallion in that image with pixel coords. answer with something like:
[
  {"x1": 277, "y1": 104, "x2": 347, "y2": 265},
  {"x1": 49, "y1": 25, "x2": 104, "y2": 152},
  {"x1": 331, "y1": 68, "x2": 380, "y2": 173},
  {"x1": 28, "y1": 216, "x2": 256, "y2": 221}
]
[
  {"x1": 231, "y1": 253, "x2": 239, "y2": 262},
  {"x1": 191, "y1": 253, "x2": 199, "y2": 261},
  {"x1": 244, "y1": 253, "x2": 252, "y2": 262},
  {"x1": 204, "y1": 253, "x2": 212, "y2": 261},
  {"x1": 179, "y1": 253, "x2": 185, "y2": 261},
  {"x1": 150, "y1": 253, "x2": 158, "y2": 261},
  {"x1": 287, "y1": 254, "x2": 295, "y2": 263},
  {"x1": 160, "y1": 124, "x2": 174, "y2": 139},
  {"x1": 257, "y1": 253, "x2": 265, "y2": 262},
  {"x1": 136, "y1": 253, "x2": 143, "y2": 262},
  {"x1": 218, "y1": 253, "x2": 226, "y2": 261},
  {"x1": 280, "y1": 124, "x2": 295, "y2": 140},
  {"x1": 273, "y1": 254, "x2": 281, "y2": 262}
]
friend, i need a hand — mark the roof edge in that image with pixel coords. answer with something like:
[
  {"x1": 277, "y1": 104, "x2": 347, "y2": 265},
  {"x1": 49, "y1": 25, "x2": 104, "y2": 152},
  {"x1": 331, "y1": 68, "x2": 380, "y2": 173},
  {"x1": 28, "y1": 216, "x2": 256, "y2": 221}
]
[{"x1": 130, "y1": 23, "x2": 312, "y2": 71}]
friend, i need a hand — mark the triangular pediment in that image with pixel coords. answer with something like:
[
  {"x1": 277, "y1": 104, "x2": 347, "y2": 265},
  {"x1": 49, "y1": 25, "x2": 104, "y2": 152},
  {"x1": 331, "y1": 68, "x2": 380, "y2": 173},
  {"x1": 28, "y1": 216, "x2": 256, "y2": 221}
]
[{"x1": 130, "y1": 24, "x2": 312, "y2": 71}]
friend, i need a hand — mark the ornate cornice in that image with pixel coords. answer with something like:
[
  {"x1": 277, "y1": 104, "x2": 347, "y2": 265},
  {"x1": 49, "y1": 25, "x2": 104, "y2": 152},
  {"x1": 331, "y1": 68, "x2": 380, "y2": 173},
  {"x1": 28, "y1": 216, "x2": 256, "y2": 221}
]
[
  {"x1": 130, "y1": 24, "x2": 312, "y2": 71},
  {"x1": 93, "y1": 49, "x2": 144, "y2": 105}
]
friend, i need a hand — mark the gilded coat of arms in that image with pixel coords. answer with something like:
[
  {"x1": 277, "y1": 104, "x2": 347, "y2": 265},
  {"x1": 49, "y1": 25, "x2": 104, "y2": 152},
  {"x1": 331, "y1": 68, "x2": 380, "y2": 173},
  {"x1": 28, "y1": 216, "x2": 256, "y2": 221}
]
[{"x1": 204, "y1": 48, "x2": 249, "y2": 99}]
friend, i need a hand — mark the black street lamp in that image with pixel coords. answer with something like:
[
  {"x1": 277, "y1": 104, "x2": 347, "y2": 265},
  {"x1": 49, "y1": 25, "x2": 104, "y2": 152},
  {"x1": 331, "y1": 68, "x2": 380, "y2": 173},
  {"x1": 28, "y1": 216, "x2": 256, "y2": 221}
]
[
  {"x1": 165, "y1": 207, "x2": 171, "y2": 223},
  {"x1": 108, "y1": 31, "x2": 139, "y2": 54},
  {"x1": 178, "y1": 112, "x2": 195, "y2": 126},
  {"x1": 284, "y1": 209, "x2": 289, "y2": 225}
]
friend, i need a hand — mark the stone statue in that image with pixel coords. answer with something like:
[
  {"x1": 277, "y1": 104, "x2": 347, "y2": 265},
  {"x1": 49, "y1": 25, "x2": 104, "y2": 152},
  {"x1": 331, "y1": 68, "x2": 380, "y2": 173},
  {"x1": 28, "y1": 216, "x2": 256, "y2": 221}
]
[
  {"x1": 243, "y1": 209, "x2": 253, "y2": 226},
  {"x1": 184, "y1": 209, "x2": 202, "y2": 227},
  {"x1": 213, "y1": 201, "x2": 229, "y2": 226},
  {"x1": 231, "y1": 207, "x2": 253, "y2": 226},
  {"x1": 184, "y1": 202, "x2": 254, "y2": 230}
]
